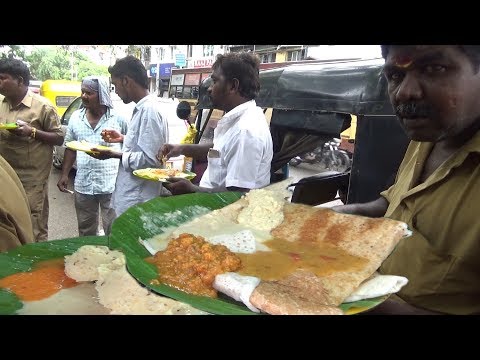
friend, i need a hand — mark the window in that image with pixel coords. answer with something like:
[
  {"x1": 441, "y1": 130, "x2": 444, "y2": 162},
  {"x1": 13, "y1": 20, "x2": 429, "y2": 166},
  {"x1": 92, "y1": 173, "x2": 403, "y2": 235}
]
[
  {"x1": 287, "y1": 49, "x2": 306, "y2": 61},
  {"x1": 203, "y1": 45, "x2": 214, "y2": 57},
  {"x1": 261, "y1": 53, "x2": 276, "y2": 63}
]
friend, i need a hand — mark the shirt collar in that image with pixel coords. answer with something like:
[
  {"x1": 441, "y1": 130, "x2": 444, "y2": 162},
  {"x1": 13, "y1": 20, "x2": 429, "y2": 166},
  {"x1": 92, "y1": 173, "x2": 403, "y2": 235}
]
[
  {"x1": 2, "y1": 90, "x2": 33, "y2": 110},
  {"x1": 219, "y1": 99, "x2": 256, "y2": 125}
]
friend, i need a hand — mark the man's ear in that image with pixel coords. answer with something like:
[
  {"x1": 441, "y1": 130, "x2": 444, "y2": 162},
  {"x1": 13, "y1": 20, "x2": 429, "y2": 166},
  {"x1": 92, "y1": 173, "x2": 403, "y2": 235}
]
[{"x1": 230, "y1": 78, "x2": 240, "y2": 93}]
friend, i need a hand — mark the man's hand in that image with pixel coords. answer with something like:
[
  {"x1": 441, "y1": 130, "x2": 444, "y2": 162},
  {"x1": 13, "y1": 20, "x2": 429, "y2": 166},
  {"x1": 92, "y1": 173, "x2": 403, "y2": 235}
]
[
  {"x1": 9, "y1": 119, "x2": 33, "y2": 137},
  {"x1": 89, "y1": 147, "x2": 121, "y2": 160},
  {"x1": 157, "y1": 144, "x2": 184, "y2": 162},
  {"x1": 101, "y1": 129, "x2": 124, "y2": 143},
  {"x1": 57, "y1": 175, "x2": 70, "y2": 193},
  {"x1": 163, "y1": 178, "x2": 197, "y2": 195}
]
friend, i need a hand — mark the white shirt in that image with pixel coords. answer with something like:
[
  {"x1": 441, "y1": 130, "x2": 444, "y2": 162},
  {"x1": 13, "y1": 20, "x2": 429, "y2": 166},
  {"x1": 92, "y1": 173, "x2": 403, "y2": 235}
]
[
  {"x1": 200, "y1": 100, "x2": 273, "y2": 189},
  {"x1": 111, "y1": 95, "x2": 169, "y2": 216}
]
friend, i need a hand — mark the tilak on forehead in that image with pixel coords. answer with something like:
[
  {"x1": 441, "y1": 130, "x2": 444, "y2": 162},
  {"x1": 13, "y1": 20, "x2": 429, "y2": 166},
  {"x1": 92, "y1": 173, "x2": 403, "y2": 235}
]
[{"x1": 393, "y1": 54, "x2": 413, "y2": 68}]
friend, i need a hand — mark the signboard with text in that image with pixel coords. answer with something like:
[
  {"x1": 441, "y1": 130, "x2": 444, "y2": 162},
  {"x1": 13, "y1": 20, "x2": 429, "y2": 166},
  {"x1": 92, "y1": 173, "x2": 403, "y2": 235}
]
[
  {"x1": 175, "y1": 54, "x2": 186, "y2": 67},
  {"x1": 194, "y1": 58, "x2": 214, "y2": 68},
  {"x1": 149, "y1": 63, "x2": 175, "y2": 78},
  {"x1": 184, "y1": 73, "x2": 201, "y2": 86},
  {"x1": 171, "y1": 74, "x2": 185, "y2": 86}
]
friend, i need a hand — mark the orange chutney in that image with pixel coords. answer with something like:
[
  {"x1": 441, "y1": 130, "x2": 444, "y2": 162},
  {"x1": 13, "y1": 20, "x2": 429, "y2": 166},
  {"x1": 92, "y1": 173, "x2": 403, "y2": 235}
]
[{"x1": 0, "y1": 258, "x2": 78, "y2": 301}]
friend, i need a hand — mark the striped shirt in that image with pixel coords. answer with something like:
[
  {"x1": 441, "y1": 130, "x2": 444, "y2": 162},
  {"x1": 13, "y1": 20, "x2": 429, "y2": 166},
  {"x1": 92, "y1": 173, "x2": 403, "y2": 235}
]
[{"x1": 65, "y1": 108, "x2": 128, "y2": 194}]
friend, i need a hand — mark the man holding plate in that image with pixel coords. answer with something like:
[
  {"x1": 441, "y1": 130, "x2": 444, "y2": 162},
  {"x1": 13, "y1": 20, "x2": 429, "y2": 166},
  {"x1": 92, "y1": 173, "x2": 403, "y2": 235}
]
[
  {"x1": 158, "y1": 52, "x2": 273, "y2": 195},
  {"x1": 333, "y1": 45, "x2": 480, "y2": 315},
  {"x1": 89, "y1": 56, "x2": 169, "y2": 217},
  {"x1": 0, "y1": 58, "x2": 64, "y2": 242},
  {"x1": 57, "y1": 76, "x2": 127, "y2": 236}
]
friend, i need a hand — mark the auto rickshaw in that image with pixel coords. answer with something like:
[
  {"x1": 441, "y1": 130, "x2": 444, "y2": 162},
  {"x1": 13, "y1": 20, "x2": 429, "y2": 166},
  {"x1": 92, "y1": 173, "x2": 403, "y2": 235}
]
[
  {"x1": 40, "y1": 79, "x2": 81, "y2": 117},
  {"x1": 192, "y1": 58, "x2": 410, "y2": 206}
]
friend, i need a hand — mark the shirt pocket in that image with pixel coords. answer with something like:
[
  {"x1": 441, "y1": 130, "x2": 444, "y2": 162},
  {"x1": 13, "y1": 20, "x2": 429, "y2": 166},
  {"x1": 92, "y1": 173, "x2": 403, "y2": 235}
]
[{"x1": 206, "y1": 157, "x2": 224, "y2": 186}]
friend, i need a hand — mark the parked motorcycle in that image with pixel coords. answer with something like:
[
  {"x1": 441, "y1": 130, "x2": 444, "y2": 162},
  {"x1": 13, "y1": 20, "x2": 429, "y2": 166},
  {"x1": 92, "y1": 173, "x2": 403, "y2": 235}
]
[{"x1": 289, "y1": 138, "x2": 352, "y2": 172}]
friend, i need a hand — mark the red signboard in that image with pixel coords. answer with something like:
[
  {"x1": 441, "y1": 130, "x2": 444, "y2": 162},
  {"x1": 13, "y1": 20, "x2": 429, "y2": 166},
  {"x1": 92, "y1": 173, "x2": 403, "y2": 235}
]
[
  {"x1": 194, "y1": 58, "x2": 214, "y2": 68},
  {"x1": 184, "y1": 73, "x2": 201, "y2": 86}
]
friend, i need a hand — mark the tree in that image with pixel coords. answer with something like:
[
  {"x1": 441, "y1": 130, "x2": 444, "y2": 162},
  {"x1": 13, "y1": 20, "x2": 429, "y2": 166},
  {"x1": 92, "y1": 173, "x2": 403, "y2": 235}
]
[
  {"x1": 25, "y1": 46, "x2": 109, "y2": 81},
  {"x1": 0, "y1": 45, "x2": 26, "y2": 60}
]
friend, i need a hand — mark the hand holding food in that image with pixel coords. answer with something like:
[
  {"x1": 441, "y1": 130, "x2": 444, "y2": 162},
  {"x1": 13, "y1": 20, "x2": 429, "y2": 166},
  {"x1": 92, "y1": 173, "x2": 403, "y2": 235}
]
[
  {"x1": 158, "y1": 143, "x2": 183, "y2": 161},
  {"x1": 9, "y1": 119, "x2": 33, "y2": 137},
  {"x1": 101, "y1": 129, "x2": 123, "y2": 143}
]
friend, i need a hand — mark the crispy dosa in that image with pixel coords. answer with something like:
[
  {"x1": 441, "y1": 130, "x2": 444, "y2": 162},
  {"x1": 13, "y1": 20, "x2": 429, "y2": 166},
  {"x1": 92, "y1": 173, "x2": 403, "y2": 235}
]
[
  {"x1": 249, "y1": 270, "x2": 344, "y2": 315},
  {"x1": 248, "y1": 203, "x2": 411, "y2": 314}
]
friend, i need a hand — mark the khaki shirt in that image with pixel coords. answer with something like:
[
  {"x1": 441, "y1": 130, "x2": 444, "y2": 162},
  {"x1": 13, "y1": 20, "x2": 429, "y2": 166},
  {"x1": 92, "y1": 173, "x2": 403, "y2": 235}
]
[
  {"x1": 0, "y1": 155, "x2": 34, "y2": 252},
  {"x1": 379, "y1": 131, "x2": 480, "y2": 314},
  {"x1": 0, "y1": 91, "x2": 63, "y2": 185}
]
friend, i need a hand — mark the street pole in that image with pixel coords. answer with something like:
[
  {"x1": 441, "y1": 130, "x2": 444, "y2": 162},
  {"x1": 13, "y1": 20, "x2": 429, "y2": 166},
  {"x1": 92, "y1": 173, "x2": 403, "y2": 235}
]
[{"x1": 156, "y1": 62, "x2": 161, "y2": 96}]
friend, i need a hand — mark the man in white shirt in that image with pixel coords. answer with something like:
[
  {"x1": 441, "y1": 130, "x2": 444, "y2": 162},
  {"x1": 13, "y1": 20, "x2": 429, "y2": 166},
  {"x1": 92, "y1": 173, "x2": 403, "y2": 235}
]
[
  {"x1": 89, "y1": 56, "x2": 169, "y2": 217},
  {"x1": 160, "y1": 52, "x2": 273, "y2": 195}
]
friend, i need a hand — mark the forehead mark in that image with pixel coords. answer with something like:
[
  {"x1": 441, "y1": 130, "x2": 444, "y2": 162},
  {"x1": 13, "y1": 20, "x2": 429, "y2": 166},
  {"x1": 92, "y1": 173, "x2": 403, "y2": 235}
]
[{"x1": 393, "y1": 54, "x2": 413, "y2": 68}]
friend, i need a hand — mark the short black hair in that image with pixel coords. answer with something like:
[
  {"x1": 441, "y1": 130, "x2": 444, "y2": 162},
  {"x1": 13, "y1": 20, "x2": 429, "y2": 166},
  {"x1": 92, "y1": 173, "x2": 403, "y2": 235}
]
[
  {"x1": 0, "y1": 58, "x2": 30, "y2": 86},
  {"x1": 108, "y1": 55, "x2": 148, "y2": 89},
  {"x1": 381, "y1": 45, "x2": 480, "y2": 72},
  {"x1": 212, "y1": 51, "x2": 260, "y2": 99},
  {"x1": 176, "y1": 100, "x2": 191, "y2": 120}
]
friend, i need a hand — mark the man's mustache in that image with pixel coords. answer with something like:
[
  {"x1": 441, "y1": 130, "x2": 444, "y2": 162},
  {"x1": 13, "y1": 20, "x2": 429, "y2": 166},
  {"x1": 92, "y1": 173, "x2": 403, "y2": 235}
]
[{"x1": 395, "y1": 103, "x2": 432, "y2": 118}]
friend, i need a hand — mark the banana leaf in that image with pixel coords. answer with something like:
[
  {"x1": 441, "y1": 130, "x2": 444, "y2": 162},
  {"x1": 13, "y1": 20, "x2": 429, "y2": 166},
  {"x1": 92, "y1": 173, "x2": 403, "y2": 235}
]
[
  {"x1": 109, "y1": 192, "x2": 388, "y2": 315},
  {"x1": 109, "y1": 192, "x2": 256, "y2": 315},
  {"x1": 0, "y1": 236, "x2": 108, "y2": 315}
]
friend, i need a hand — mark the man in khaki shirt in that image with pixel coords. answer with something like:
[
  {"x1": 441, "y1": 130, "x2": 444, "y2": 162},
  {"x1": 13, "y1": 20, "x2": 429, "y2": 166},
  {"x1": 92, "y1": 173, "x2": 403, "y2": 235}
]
[
  {"x1": 333, "y1": 45, "x2": 480, "y2": 315},
  {"x1": 0, "y1": 58, "x2": 64, "y2": 242},
  {"x1": 0, "y1": 154, "x2": 34, "y2": 252}
]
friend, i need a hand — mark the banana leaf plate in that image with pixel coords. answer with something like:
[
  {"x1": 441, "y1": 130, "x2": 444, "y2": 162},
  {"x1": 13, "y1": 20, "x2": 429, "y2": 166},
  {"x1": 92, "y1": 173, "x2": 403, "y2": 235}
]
[
  {"x1": 0, "y1": 123, "x2": 18, "y2": 130},
  {"x1": 0, "y1": 236, "x2": 108, "y2": 315},
  {"x1": 133, "y1": 168, "x2": 196, "y2": 182},
  {"x1": 109, "y1": 192, "x2": 389, "y2": 315},
  {"x1": 66, "y1": 140, "x2": 112, "y2": 154}
]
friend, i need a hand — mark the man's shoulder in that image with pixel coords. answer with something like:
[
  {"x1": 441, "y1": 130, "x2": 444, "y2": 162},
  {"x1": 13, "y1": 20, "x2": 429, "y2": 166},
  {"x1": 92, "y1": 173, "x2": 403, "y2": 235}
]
[{"x1": 30, "y1": 92, "x2": 55, "y2": 109}]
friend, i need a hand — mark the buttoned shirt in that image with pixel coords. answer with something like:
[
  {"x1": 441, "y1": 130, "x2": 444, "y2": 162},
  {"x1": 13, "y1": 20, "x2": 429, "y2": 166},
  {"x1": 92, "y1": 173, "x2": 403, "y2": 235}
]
[
  {"x1": 64, "y1": 107, "x2": 127, "y2": 195},
  {"x1": 200, "y1": 100, "x2": 273, "y2": 189},
  {"x1": 379, "y1": 131, "x2": 480, "y2": 314},
  {"x1": 111, "y1": 95, "x2": 169, "y2": 216},
  {"x1": 0, "y1": 91, "x2": 63, "y2": 185}
]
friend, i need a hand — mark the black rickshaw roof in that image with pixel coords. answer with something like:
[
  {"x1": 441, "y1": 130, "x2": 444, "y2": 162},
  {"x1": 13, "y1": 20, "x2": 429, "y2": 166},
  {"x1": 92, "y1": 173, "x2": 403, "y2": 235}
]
[{"x1": 196, "y1": 57, "x2": 393, "y2": 116}]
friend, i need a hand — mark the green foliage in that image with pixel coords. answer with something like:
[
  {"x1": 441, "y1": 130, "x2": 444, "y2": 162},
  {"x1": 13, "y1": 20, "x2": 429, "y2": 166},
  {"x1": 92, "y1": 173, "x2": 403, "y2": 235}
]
[
  {"x1": 24, "y1": 46, "x2": 109, "y2": 81},
  {"x1": 0, "y1": 45, "x2": 26, "y2": 60}
]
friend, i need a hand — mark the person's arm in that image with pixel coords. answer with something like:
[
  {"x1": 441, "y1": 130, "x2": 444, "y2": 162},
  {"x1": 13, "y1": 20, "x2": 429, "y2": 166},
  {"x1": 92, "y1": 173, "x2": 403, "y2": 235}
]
[
  {"x1": 160, "y1": 143, "x2": 212, "y2": 161},
  {"x1": 57, "y1": 148, "x2": 76, "y2": 193},
  {"x1": 163, "y1": 178, "x2": 249, "y2": 196},
  {"x1": 331, "y1": 196, "x2": 389, "y2": 218},
  {"x1": 12, "y1": 119, "x2": 64, "y2": 146},
  {"x1": 365, "y1": 298, "x2": 445, "y2": 315}
]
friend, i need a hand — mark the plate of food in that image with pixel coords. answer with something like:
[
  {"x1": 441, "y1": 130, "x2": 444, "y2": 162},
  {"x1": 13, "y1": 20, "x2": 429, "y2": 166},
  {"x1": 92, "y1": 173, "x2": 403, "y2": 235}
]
[
  {"x1": 133, "y1": 168, "x2": 196, "y2": 182},
  {"x1": 109, "y1": 181, "x2": 411, "y2": 315},
  {"x1": 65, "y1": 140, "x2": 112, "y2": 154},
  {"x1": 0, "y1": 236, "x2": 108, "y2": 315},
  {"x1": 0, "y1": 123, "x2": 18, "y2": 130},
  {"x1": 0, "y1": 236, "x2": 205, "y2": 315}
]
